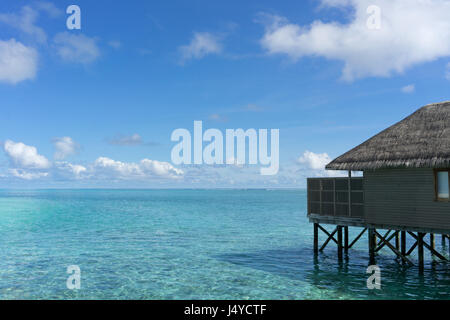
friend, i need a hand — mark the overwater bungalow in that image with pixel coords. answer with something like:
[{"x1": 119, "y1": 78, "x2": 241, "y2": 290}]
[{"x1": 307, "y1": 101, "x2": 450, "y2": 268}]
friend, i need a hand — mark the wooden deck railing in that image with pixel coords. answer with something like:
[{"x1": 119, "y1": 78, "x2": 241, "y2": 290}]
[{"x1": 307, "y1": 177, "x2": 364, "y2": 219}]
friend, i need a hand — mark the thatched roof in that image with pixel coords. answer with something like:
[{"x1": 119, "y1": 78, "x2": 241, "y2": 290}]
[{"x1": 326, "y1": 101, "x2": 450, "y2": 170}]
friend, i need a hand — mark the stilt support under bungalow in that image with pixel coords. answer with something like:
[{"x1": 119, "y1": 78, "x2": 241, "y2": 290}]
[
  {"x1": 430, "y1": 234, "x2": 435, "y2": 257},
  {"x1": 337, "y1": 226, "x2": 343, "y2": 260},
  {"x1": 368, "y1": 228, "x2": 376, "y2": 264},
  {"x1": 395, "y1": 232, "x2": 400, "y2": 250},
  {"x1": 312, "y1": 222, "x2": 449, "y2": 271},
  {"x1": 374, "y1": 230, "x2": 414, "y2": 266},
  {"x1": 344, "y1": 227, "x2": 349, "y2": 253},
  {"x1": 418, "y1": 233, "x2": 425, "y2": 270},
  {"x1": 401, "y1": 231, "x2": 406, "y2": 256},
  {"x1": 313, "y1": 223, "x2": 319, "y2": 254}
]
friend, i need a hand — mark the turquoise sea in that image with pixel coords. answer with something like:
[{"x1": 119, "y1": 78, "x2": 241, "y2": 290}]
[{"x1": 0, "y1": 189, "x2": 448, "y2": 300}]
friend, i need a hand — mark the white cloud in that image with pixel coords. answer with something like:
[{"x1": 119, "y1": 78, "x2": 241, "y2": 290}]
[
  {"x1": 54, "y1": 161, "x2": 87, "y2": 179},
  {"x1": 0, "y1": 6, "x2": 47, "y2": 43},
  {"x1": 1, "y1": 140, "x2": 184, "y2": 182},
  {"x1": 4, "y1": 140, "x2": 50, "y2": 169},
  {"x1": 0, "y1": 3, "x2": 62, "y2": 42},
  {"x1": 260, "y1": 0, "x2": 450, "y2": 81},
  {"x1": 94, "y1": 157, "x2": 183, "y2": 180},
  {"x1": 34, "y1": 2, "x2": 63, "y2": 18},
  {"x1": 0, "y1": 39, "x2": 38, "y2": 84},
  {"x1": 179, "y1": 32, "x2": 222, "y2": 63},
  {"x1": 298, "y1": 150, "x2": 347, "y2": 177},
  {"x1": 140, "y1": 159, "x2": 184, "y2": 178},
  {"x1": 53, "y1": 32, "x2": 100, "y2": 64},
  {"x1": 61, "y1": 162, "x2": 86, "y2": 176},
  {"x1": 401, "y1": 84, "x2": 415, "y2": 94},
  {"x1": 52, "y1": 137, "x2": 79, "y2": 160},
  {"x1": 9, "y1": 169, "x2": 48, "y2": 180},
  {"x1": 71, "y1": 164, "x2": 87, "y2": 176},
  {"x1": 94, "y1": 157, "x2": 141, "y2": 178},
  {"x1": 298, "y1": 151, "x2": 331, "y2": 170}
]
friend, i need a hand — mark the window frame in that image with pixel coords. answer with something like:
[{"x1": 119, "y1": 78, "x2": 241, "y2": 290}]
[{"x1": 434, "y1": 169, "x2": 450, "y2": 202}]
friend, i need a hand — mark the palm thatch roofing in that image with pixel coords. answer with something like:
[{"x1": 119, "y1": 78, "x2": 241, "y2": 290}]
[{"x1": 326, "y1": 101, "x2": 450, "y2": 171}]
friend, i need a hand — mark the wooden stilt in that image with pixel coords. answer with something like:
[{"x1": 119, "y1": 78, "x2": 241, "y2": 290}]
[
  {"x1": 309, "y1": 222, "x2": 450, "y2": 271},
  {"x1": 344, "y1": 226, "x2": 349, "y2": 253},
  {"x1": 337, "y1": 226, "x2": 343, "y2": 260},
  {"x1": 314, "y1": 223, "x2": 319, "y2": 255},
  {"x1": 430, "y1": 234, "x2": 435, "y2": 257},
  {"x1": 395, "y1": 231, "x2": 400, "y2": 250},
  {"x1": 418, "y1": 232, "x2": 425, "y2": 270},
  {"x1": 401, "y1": 231, "x2": 406, "y2": 256},
  {"x1": 368, "y1": 228, "x2": 376, "y2": 264}
]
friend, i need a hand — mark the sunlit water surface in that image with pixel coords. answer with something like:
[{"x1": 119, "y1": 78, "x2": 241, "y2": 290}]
[{"x1": 0, "y1": 189, "x2": 448, "y2": 299}]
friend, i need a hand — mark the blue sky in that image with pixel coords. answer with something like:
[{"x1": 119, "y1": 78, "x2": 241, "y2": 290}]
[{"x1": 0, "y1": 0, "x2": 450, "y2": 188}]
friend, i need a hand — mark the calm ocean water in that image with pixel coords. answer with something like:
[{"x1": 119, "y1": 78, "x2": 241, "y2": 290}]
[{"x1": 0, "y1": 189, "x2": 448, "y2": 300}]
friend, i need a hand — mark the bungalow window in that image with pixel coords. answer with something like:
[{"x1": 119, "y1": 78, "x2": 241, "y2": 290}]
[{"x1": 436, "y1": 170, "x2": 450, "y2": 200}]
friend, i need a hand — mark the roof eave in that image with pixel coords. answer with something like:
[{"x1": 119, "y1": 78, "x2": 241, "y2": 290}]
[{"x1": 325, "y1": 158, "x2": 450, "y2": 171}]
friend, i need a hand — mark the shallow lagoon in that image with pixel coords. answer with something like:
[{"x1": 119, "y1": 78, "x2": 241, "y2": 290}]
[{"x1": 0, "y1": 189, "x2": 448, "y2": 299}]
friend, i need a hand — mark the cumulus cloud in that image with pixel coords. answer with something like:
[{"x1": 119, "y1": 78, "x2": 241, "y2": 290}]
[
  {"x1": 4, "y1": 140, "x2": 50, "y2": 169},
  {"x1": 52, "y1": 137, "x2": 79, "y2": 160},
  {"x1": 53, "y1": 32, "x2": 100, "y2": 64},
  {"x1": 179, "y1": 32, "x2": 222, "y2": 63},
  {"x1": 140, "y1": 159, "x2": 184, "y2": 178},
  {"x1": 1, "y1": 140, "x2": 183, "y2": 182},
  {"x1": 0, "y1": 39, "x2": 38, "y2": 84},
  {"x1": 94, "y1": 157, "x2": 141, "y2": 178},
  {"x1": 9, "y1": 169, "x2": 49, "y2": 180},
  {"x1": 298, "y1": 150, "x2": 331, "y2": 170},
  {"x1": 54, "y1": 161, "x2": 87, "y2": 180},
  {"x1": 401, "y1": 84, "x2": 415, "y2": 94},
  {"x1": 94, "y1": 157, "x2": 183, "y2": 180},
  {"x1": 298, "y1": 150, "x2": 347, "y2": 177},
  {"x1": 260, "y1": 0, "x2": 450, "y2": 81}
]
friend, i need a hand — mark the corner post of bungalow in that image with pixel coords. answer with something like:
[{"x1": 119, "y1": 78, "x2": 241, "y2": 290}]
[{"x1": 307, "y1": 101, "x2": 450, "y2": 271}]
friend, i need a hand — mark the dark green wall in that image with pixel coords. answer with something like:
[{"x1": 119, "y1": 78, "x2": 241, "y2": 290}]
[{"x1": 364, "y1": 168, "x2": 450, "y2": 231}]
